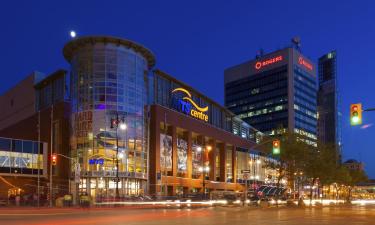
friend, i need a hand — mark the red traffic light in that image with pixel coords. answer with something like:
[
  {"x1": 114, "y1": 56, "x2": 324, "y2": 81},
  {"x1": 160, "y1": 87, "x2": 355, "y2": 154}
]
[
  {"x1": 272, "y1": 140, "x2": 280, "y2": 155},
  {"x1": 52, "y1": 154, "x2": 57, "y2": 166}
]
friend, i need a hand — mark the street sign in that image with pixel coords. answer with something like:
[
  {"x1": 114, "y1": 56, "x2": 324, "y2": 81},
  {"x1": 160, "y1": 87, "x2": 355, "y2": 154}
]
[
  {"x1": 112, "y1": 177, "x2": 120, "y2": 182},
  {"x1": 241, "y1": 170, "x2": 250, "y2": 173}
]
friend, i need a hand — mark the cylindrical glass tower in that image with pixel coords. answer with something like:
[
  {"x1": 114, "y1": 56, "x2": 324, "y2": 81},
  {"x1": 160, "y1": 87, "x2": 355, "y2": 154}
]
[{"x1": 63, "y1": 36, "x2": 155, "y2": 198}]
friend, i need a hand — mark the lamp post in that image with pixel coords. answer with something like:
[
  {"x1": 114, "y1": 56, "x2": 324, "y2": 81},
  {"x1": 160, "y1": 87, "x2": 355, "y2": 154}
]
[
  {"x1": 295, "y1": 171, "x2": 303, "y2": 199},
  {"x1": 55, "y1": 153, "x2": 78, "y2": 204},
  {"x1": 110, "y1": 113, "x2": 126, "y2": 199},
  {"x1": 199, "y1": 145, "x2": 211, "y2": 200},
  {"x1": 199, "y1": 165, "x2": 210, "y2": 200}
]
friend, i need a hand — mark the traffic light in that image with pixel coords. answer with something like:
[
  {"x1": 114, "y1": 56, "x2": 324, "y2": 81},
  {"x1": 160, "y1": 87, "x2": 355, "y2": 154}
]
[
  {"x1": 350, "y1": 103, "x2": 362, "y2": 126},
  {"x1": 110, "y1": 118, "x2": 117, "y2": 128},
  {"x1": 272, "y1": 140, "x2": 280, "y2": 155},
  {"x1": 52, "y1": 154, "x2": 57, "y2": 166}
]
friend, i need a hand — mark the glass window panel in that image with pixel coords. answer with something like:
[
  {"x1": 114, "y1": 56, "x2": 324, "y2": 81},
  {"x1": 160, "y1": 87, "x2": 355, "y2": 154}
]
[{"x1": 0, "y1": 138, "x2": 11, "y2": 151}]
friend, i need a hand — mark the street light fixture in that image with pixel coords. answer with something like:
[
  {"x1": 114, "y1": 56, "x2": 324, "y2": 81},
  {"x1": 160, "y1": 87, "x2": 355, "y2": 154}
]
[
  {"x1": 110, "y1": 113, "x2": 126, "y2": 199},
  {"x1": 119, "y1": 123, "x2": 127, "y2": 130},
  {"x1": 199, "y1": 166, "x2": 210, "y2": 200},
  {"x1": 70, "y1": 30, "x2": 76, "y2": 38}
]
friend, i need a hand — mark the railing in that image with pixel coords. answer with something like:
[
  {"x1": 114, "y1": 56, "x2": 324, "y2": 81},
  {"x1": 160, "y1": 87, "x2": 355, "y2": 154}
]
[{"x1": 72, "y1": 170, "x2": 147, "y2": 179}]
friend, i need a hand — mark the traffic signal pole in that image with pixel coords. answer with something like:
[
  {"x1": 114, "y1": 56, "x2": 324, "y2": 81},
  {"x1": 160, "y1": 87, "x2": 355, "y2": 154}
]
[
  {"x1": 49, "y1": 105, "x2": 54, "y2": 207},
  {"x1": 350, "y1": 103, "x2": 375, "y2": 126}
]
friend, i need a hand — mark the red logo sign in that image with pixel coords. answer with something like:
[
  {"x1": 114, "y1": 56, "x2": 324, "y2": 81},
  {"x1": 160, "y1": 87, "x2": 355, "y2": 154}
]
[
  {"x1": 255, "y1": 56, "x2": 283, "y2": 70},
  {"x1": 298, "y1": 56, "x2": 313, "y2": 71}
]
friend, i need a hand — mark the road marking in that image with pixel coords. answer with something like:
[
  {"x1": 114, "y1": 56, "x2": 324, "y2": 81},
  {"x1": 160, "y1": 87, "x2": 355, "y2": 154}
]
[{"x1": 0, "y1": 213, "x2": 71, "y2": 216}]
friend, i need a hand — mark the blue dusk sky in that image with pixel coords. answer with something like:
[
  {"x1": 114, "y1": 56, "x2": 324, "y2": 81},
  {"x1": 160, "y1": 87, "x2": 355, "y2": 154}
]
[{"x1": 0, "y1": 0, "x2": 374, "y2": 177}]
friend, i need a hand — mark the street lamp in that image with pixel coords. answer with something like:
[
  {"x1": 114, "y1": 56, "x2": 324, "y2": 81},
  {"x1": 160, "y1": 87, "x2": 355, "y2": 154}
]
[
  {"x1": 70, "y1": 30, "x2": 76, "y2": 38},
  {"x1": 199, "y1": 166, "x2": 210, "y2": 200},
  {"x1": 110, "y1": 113, "x2": 126, "y2": 199},
  {"x1": 294, "y1": 171, "x2": 304, "y2": 199}
]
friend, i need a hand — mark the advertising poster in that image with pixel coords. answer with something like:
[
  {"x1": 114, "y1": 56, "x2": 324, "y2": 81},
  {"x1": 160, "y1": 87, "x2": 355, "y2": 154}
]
[
  {"x1": 177, "y1": 139, "x2": 188, "y2": 172},
  {"x1": 160, "y1": 134, "x2": 172, "y2": 170}
]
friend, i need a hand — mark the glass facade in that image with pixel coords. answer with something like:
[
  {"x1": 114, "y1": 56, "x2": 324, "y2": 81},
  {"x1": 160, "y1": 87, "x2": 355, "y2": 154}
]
[
  {"x1": 224, "y1": 48, "x2": 318, "y2": 146},
  {"x1": 65, "y1": 37, "x2": 154, "y2": 197},
  {"x1": 35, "y1": 70, "x2": 68, "y2": 111},
  {"x1": 152, "y1": 70, "x2": 262, "y2": 142},
  {"x1": 293, "y1": 66, "x2": 318, "y2": 146},
  {"x1": 317, "y1": 51, "x2": 341, "y2": 156},
  {"x1": 225, "y1": 66, "x2": 289, "y2": 136},
  {"x1": 0, "y1": 137, "x2": 44, "y2": 175},
  {"x1": 235, "y1": 149, "x2": 279, "y2": 186}
]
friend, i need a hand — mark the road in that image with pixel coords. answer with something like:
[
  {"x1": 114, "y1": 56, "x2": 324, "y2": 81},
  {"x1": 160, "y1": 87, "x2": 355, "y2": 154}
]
[{"x1": 1, "y1": 205, "x2": 375, "y2": 225}]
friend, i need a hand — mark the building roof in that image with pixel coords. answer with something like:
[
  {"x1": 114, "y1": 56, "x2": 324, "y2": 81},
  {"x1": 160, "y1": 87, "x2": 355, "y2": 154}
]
[
  {"x1": 344, "y1": 159, "x2": 360, "y2": 164},
  {"x1": 34, "y1": 69, "x2": 67, "y2": 89},
  {"x1": 63, "y1": 36, "x2": 156, "y2": 69}
]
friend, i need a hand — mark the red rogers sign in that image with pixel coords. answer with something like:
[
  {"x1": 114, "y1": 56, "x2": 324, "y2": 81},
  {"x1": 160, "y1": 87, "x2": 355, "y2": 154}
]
[
  {"x1": 255, "y1": 56, "x2": 283, "y2": 70},
  {"x1": 298, "y1": 56, "x2": 313, "y2": 70}
]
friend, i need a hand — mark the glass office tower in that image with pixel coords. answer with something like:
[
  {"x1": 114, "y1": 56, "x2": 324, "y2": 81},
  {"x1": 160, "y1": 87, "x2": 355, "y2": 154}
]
[
  {"x1": 63, "y1": 36, "x2": 155, "y2": 198},
  {"x1": 318, "y1": 51, "x2": 342, "y2": 158},
  {"x1": 224, "y1": 47, "x2": 318, "y2": 146}
]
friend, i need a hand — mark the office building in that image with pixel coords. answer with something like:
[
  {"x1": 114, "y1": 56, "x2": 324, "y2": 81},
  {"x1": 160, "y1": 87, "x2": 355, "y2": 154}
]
[
  {"x1": 317, "y1": 51, "x2": 341, "y2": 156},
  {"x1": 224, "y1": 46, "x2": 318, "y2": 146}
]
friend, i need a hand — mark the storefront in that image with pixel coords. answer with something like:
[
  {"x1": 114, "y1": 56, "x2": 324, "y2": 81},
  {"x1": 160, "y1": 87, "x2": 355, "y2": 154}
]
[{"x1": 0, "y1": 137, "x2": 47, "y2": 199}]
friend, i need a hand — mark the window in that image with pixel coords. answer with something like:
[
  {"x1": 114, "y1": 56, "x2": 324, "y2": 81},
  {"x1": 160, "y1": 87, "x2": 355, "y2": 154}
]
[{"x1": 0, "y1": 138, "x2": 11, "y2": 151}]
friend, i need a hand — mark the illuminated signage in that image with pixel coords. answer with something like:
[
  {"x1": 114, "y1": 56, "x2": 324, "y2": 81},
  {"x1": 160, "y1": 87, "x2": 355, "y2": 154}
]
[
  {"x1": 255, "y1": 56, "x2": 283, "y2": 70},
  {"x1": 172, "y1": 88, "x2": 209, "y2": 122},
  {"x1": 298, "y1": 56, "x2": 313, "y2": 71},
  {"x1": 89, "y1": 158, "x2": 104, "y2": 165}
]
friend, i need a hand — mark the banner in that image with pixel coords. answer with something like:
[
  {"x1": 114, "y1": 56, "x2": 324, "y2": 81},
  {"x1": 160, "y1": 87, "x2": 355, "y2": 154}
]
[
  {"x1": 160, "y1": 134, "x2": 172, "y2": 170},
  {"x1": 177, "y1": 139, "x2": 187, "y2": 172}
]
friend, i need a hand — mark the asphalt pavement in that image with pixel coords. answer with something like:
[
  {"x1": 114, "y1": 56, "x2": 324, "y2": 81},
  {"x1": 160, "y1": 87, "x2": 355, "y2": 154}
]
[{"x1": 0, "y1": 205, "x2": 374, "y2": 225}]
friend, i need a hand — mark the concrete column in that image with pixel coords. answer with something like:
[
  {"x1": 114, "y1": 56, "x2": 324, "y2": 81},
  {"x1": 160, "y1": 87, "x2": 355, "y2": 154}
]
[
  {"x1": 186, "y1": 131, "x2": 192, "y2": 179},
  {"x1": 220, "y1": 143, "x2": 226, "y2": 182},
  {"x1": 232, "y1": 146, "x2": 237, "y2": 184},
  {"x1": 172, "y1": 126, "x2": 177, "y2": 195},
  {"x1": 208, "y1": 139, "x2": 216, "y2": 181},
  {"x1": 148, "y1": 106, "x2": 160, "y2": 195}
]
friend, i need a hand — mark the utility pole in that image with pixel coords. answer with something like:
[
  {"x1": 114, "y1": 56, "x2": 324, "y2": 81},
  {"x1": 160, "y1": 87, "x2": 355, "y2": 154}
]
[
  {"x1": 164, "y1": 113, "x2": 168, "y2": 197},
  {"x1": 110, "y1": 112, "x2": 126, "y2": 199},
  {"x1": 49, "y1": 105, "x2": 54, "y2": 207},
  {"x1": 37, "y1": 110, "x2": 40, "y2": 207},
  {"x1": 115, "y1": 113, "x2": 120, "y2": 199}
]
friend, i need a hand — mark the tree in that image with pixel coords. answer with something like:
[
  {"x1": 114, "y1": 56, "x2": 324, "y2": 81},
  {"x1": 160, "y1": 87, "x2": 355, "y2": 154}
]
[
  {"x1": 345, "y1": 169, "x2": 368, "y2": 202},
  {"x1": 264, "y1": 132, "x2": 309, "y2": 191},
  {"x1": 304, "y1": 142, "x2": 338, "y2": 202},
  {"x1": 332, "y1": 166, "x2": 351, "y2": 200}
]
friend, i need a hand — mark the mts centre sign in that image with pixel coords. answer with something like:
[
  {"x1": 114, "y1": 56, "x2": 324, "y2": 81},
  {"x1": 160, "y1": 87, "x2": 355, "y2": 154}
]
[{"x1": 171, "y1": 88, "x2": 209, "y2": 122}]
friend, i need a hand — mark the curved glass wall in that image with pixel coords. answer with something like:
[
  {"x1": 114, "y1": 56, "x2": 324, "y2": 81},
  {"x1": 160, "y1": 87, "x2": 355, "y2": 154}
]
[{"x1": 69, "y1": 41, "x2": 150, "y2": 197}]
